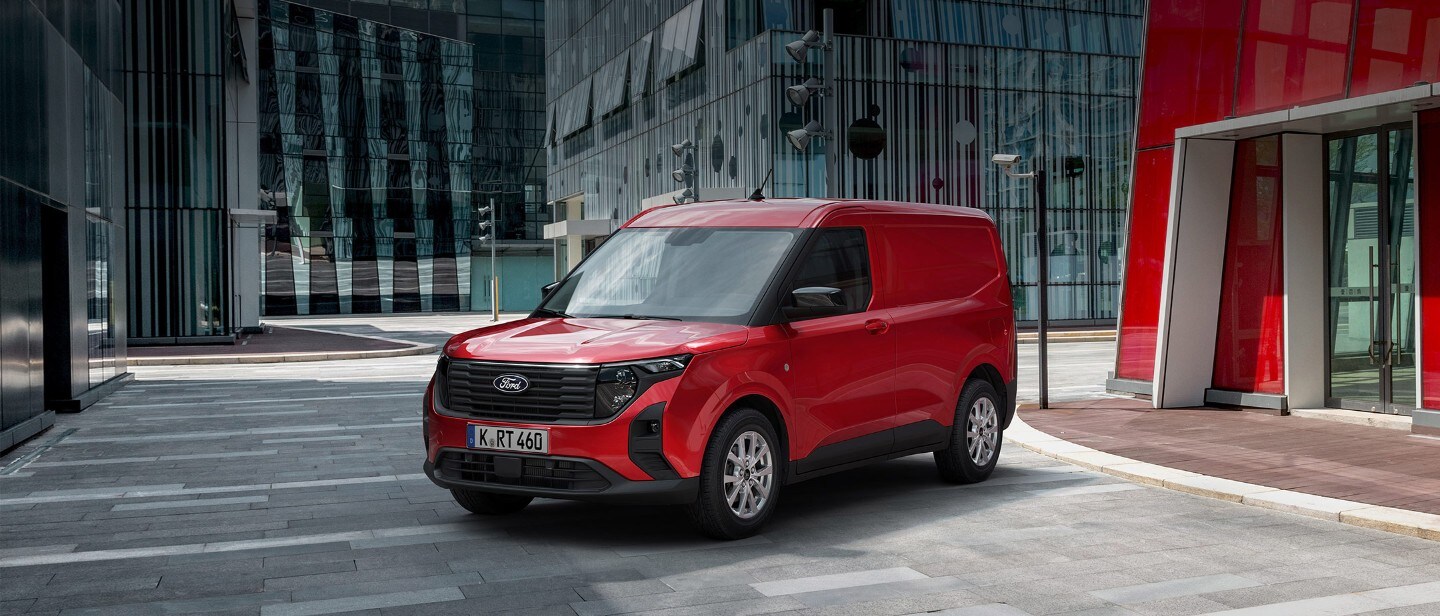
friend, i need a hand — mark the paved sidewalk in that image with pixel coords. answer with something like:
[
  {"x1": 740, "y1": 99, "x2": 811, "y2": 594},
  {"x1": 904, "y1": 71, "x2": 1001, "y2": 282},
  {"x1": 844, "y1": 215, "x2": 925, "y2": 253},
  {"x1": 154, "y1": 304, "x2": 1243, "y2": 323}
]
[{"x1": 1020, "y1": 400, "x2": 1440, "y2": 516}]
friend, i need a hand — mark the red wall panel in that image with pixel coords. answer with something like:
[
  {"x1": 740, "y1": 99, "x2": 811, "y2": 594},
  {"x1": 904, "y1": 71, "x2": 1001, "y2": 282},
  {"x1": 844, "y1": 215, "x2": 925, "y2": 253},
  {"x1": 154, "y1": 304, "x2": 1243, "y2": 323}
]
[
  {"x1": 1421, "y1": 110, "x2": 1440, "y2": 409},
  {"x1": 1236, "y1": 0, "x2": 1355, "y2": 115},
  {"x1": 1212, "y1": 137, "x2": 1286, "y2": 394},
  {"x1": 1350, "y1": 0, "x2": 1440, "y2": 97},
  {"x1": 1136, "y1": 0, "x2": 1247, "y2": 150},
  {"x1": 1115, "y1": 147, "x2": 1175, "y2": 381}
]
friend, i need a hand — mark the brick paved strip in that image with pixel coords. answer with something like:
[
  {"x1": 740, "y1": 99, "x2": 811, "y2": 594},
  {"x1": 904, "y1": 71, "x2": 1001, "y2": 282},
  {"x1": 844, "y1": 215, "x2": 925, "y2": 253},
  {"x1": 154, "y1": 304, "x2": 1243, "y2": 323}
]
[
  {"x1": 111, "y1": 495, "x2": 268, "y2": 511},
  {"x1": 260, "y1": 587, "x2": 464, "y2": 616},
  {"x1": 750, "y1": 566, "x2": 929, "y2": 596},
  {"x1": 1007, "y1": 415, "x2": 1440, "y2": 542}
]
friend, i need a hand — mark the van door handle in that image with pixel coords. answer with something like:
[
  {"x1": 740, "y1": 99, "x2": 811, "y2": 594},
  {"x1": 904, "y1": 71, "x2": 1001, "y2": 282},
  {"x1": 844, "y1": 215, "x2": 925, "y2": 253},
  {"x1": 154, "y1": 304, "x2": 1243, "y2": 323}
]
[{"x1": 864, "y1": 319, "x2": 890, "y2": 335}]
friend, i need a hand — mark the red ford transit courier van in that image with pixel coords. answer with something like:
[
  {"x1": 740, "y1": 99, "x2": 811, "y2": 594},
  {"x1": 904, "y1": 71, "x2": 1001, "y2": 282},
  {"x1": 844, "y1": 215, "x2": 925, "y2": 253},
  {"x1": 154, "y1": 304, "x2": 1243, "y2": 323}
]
[{"x1": 423, "y1": 199, "x2": 1016, "y2": 538}]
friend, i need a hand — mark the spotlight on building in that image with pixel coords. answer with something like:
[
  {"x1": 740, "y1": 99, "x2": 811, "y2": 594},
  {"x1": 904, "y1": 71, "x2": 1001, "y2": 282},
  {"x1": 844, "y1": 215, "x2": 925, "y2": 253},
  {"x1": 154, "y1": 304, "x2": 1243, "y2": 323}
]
[
  {"x1": 670, "y1": 139, "x2": 695, "y2": 158},
  {"x1": 786, "y1": 120, "x2": 829, "y2": 153},
  {"x1": 785, "y1": 78, "x2": 824, "y2": 107},
  {"x1": 785, "y1": 30, "x2": 822, "y2": 63},
  {"x1": 671, "y1": 166, "x2": 692, "y2": 184},
  {"x1": 672, "y1": 187, "x2": 695, "y2": 204}
]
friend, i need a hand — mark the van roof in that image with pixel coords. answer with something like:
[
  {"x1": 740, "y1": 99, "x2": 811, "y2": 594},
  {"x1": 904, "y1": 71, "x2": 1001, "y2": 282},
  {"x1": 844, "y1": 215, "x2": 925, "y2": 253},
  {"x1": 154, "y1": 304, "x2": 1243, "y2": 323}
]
[{"x1": 622, "y1": 198, "x2": 992, "y2": 229}]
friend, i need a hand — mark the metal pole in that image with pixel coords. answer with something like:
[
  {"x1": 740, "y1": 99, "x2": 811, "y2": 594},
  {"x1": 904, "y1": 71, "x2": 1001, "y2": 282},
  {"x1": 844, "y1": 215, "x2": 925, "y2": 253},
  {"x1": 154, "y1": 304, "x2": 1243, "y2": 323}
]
[
  {"x1": 822, "y1": 8, "x2": 837, "y2": 199},
  {"x1": 1035, "y1": 169, "x2": 1050, "y2": 409},
  {"x1": 489, "y1": 196, "x2": 498, "y2": 322}
]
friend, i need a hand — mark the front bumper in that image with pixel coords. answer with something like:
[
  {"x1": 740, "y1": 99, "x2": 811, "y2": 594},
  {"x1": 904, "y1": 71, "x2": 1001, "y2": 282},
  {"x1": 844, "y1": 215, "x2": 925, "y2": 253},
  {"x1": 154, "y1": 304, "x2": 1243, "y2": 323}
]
[{"x1": 424, "y1": 448, "x2": 698, "y2": 505}]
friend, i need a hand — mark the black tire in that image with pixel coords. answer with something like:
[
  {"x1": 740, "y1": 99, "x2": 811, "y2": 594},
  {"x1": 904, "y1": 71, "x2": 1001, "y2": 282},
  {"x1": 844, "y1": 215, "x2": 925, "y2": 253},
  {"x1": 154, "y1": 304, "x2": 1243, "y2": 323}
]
[
  {"x1": 687, "y1": 408, "x2": 783, "y2": 540},
  {"x1": 451, "y1": 489, "x2": 533, "y2": 515},
  {"x1": 935, "y1": 379, "x2": 1004, "y2": 484}
]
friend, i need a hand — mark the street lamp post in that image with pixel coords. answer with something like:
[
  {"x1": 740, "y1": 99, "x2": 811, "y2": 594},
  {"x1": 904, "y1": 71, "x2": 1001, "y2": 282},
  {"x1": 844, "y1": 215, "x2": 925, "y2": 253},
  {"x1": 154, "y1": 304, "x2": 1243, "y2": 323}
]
[
  {"x1": 784, "y1": 9, "x2": 838, "y2": 197},
  {"x1": 671, "y1": 139, "x2": 698, "y2": 203},
  {"x1": 993, "y1": 154, "x2": 1050, "y2": 409},
  {"x1": 488, "y1": 196, "x2": 498, "y2": 322}
]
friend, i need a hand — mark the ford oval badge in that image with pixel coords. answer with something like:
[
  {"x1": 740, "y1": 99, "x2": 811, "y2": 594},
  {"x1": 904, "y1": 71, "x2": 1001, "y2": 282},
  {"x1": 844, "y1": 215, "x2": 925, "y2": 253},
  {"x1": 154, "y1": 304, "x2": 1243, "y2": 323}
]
[{"x1": 492, "y1": 374, "x2": 530, "y2": 393}]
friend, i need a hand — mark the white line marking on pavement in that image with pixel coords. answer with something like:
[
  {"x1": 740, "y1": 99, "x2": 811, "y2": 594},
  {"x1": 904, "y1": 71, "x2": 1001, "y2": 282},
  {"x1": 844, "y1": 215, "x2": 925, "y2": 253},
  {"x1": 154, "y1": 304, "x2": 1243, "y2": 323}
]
[
  {"x1": 29, "y1": 450, "x2": 281, "y2": 468},
  {"x1": 0, "y1": 473, "x2": 427, "y2": 506},
  {"x1": 1196, "y1": 580, "x2": 1440, "y2": 615},
  {"x1": 0, "y1": 520, "x2": 485, "y2": 568},
  {"x1": 751, "y1": 567, "x2": 929, "y2": 597},
  {"x1": 261, "y1": 435, "x2": 364, "y2": 444},
  {"x1": 64, "y1": 422, "x2": 419, "y2": 444}
]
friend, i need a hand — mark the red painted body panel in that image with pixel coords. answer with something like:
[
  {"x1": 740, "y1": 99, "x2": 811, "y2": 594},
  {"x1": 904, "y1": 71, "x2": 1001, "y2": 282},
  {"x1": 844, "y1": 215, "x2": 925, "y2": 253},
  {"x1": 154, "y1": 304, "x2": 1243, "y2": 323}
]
[
  {"x1": 424, "y1": 199, "x2": 1014, "y2": 490},
  {"x1": 1115, "y1": 148, "x2": 1176, "y2": 381},
  {"x1": 1420, "y1": 111, "x2": 1440, "y2": 409},
  {"x1": 443, "y1": 318, "x2": 749, "y2": 364},
  {"x1": 1212, "y1": 137, "x2": 1287, "y2": 394}
]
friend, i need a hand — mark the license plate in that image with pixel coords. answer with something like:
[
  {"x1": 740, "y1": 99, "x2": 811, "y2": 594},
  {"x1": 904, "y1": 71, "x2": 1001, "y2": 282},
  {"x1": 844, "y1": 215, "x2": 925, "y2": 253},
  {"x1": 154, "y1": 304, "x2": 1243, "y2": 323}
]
[{"x1": 467, "y1": 424, "x2": 548, "y2": 454}]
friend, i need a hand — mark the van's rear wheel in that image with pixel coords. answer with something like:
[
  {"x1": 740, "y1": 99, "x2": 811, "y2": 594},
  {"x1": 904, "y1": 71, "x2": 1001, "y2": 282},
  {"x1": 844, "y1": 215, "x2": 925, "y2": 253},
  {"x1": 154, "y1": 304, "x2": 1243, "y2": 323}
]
[
  {"x1": 451, "y1": 489, "x2": 532, "y2": 515},
  {"x1": 687, "y1": 408, "x2": 782, "y2": 540},
  {"x1": 935, "y1": 379, "x2": 1003, "y2": 484}
]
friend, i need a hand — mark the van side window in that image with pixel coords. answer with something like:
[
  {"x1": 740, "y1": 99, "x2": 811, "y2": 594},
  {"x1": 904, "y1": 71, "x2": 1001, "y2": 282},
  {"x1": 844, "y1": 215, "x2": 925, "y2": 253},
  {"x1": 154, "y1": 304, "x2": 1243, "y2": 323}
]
[{"x1": 790, "y1": 228, "x2": 872, "y2": 314}]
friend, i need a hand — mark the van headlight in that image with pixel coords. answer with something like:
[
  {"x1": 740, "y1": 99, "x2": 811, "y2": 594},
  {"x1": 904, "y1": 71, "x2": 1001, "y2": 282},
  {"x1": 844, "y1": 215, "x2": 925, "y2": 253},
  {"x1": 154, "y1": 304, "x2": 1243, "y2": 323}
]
[{"x1": 595, "y1": 355, "x2": 690, "y2": 417}]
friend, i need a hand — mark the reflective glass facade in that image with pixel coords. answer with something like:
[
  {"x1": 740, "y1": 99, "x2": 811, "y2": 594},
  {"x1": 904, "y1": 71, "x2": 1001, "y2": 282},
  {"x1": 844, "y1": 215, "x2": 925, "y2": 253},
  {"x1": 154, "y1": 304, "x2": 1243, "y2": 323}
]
[
  {"x1": 256, "y1": 0, "x2": 547, "y2": 315},
  {"x1": 1118, "y1": 0, "x2": 1440, "y2": 399},
  {"x1": 124, "y1": 0, "x2": 232, "y2": 341},
  {"x1": 1, "y1": 0, "x2": 127, "y2": 451},
  {"x1": 546, "y1": 0, "x2": 1142, "y2": 324},
  {"x1": 257, "y1": 0, "x2": 477, "y2": 314}
]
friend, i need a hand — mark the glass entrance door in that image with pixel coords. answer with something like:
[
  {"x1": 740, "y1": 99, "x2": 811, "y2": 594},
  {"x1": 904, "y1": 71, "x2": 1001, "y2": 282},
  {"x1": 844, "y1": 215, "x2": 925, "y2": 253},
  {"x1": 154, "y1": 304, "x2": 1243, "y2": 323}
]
[{"x1": 1325, "y1": 127, "x2": 1417, "y2": 414}]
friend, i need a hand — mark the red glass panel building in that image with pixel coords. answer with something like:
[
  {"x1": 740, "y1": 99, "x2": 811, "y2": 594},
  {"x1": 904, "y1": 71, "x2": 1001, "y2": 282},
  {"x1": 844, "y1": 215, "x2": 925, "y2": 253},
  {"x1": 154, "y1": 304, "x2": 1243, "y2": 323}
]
[{"x1": 1114, "y1": 0, "x2": 1440, "y2": 433}]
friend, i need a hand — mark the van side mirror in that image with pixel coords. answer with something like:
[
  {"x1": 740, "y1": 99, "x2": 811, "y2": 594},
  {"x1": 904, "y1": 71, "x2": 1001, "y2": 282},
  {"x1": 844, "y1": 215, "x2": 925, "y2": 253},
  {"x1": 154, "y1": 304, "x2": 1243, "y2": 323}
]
[
  {"x1": 783, "y1": 287, "x2": 847, "y2": 320},
  {"x1": 540, "y1": 281, "x2": 561, "y2": 296}
]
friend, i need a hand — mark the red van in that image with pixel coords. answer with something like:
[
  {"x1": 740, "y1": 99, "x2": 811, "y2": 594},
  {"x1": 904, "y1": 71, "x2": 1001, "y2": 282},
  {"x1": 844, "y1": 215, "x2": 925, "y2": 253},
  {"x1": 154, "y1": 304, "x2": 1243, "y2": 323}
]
[{"x1": 423, "y1": 199, "x2": 1016, "y2": 538}]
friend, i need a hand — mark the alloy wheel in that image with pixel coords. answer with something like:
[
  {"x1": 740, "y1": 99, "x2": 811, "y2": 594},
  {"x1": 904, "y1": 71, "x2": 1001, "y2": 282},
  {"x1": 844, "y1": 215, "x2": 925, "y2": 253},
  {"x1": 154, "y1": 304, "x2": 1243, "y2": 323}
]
[
  {"x1": 723, "y1": 430, "x2": 774, "y2": 519},
  {"x1": 966, "y1": 396, "x2": 999, "y2": 466}
]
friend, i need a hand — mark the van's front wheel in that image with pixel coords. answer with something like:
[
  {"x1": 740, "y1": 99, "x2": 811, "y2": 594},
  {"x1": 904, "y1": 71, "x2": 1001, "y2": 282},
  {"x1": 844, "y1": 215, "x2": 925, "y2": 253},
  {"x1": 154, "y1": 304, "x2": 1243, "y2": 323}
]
[
  {"x1": 687, "y1": 408, "x2": 782, "y2": 540},
  {"x1": 935, "y1": 379, "x2": 1003, "y2": 484}
]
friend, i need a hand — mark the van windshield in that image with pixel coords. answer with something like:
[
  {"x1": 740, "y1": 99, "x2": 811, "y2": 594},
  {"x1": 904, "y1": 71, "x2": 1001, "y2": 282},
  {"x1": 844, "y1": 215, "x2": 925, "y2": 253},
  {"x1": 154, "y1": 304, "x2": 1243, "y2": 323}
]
[{"x1": 538, "y1": 227, "x2": 802, "y2": 323}]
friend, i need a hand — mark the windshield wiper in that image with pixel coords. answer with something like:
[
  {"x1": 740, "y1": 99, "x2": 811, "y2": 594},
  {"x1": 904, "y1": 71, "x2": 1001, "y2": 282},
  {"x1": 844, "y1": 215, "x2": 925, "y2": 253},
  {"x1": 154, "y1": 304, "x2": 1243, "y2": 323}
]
[
  {"x1": 533, "y1": 307, "x2": 573, "y2": 318},
  {"x1": 599, "y1": 314, "x2": 683, "y2": 321}
]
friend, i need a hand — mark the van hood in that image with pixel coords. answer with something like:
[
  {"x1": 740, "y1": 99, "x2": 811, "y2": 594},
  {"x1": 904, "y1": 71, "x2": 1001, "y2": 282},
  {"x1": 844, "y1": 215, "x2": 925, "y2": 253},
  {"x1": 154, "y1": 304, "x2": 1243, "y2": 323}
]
[{"x1": 443, "y1": 317, "x2": 750, "y2": 364}]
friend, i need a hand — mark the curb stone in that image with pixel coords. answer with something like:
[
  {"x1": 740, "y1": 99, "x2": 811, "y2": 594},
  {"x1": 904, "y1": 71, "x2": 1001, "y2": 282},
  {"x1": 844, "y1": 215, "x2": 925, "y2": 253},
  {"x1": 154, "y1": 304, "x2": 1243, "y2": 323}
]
[{"x1": 1006, "y1": 414, "x2": 1440, "y2": 542}]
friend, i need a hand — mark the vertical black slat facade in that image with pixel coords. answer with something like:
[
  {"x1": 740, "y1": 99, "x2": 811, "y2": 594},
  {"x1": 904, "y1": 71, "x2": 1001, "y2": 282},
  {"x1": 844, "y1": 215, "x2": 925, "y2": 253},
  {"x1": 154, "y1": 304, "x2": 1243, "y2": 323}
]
[
  {"x1": 257, "y1": 0, "x2": 473, "y2": 316},
  {"x1": 124, "y1": 0, "x2": 232, "y2": 342},
  {"x1": 2, "y1": 0, "x2": 128, "y2": 452}
]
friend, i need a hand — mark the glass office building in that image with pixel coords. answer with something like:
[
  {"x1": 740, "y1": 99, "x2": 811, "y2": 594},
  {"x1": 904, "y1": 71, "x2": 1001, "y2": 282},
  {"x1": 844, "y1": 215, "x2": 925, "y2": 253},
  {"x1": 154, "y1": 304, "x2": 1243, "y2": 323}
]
[
  {"x1": 257, "y1": 0, "x2": 477, "y2": 314},
  {"x1": 125, "y1": 0, "x2": 237, "y2": 342},
  {"x1": 258, "y1": 0, "x2": 550, "y2": 314},
  {"x1": 1, "y1": 0, "x2": 128, "y2": 451},
  {"x1": 545, "y1": 0, "x2": 1143, "y2": 324}
]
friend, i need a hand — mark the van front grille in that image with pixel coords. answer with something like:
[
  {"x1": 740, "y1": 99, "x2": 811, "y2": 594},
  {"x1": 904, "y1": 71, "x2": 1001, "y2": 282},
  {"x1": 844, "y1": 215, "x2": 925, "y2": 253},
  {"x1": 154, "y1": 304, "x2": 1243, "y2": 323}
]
[
  {"x1": 441, "y1": 360, "x2": 598, "y2": 422},
  {"x1": 435, "y1": 451, "x2": 610, "y2": 492}
]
